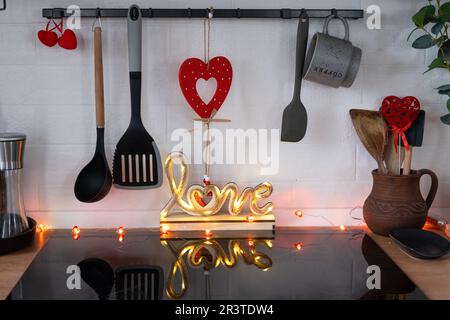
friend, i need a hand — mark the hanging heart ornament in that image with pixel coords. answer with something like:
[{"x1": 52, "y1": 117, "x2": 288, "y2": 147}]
[
  {"x1": 179, "y1": 56, "x2": 232, "y2": 119},
  {"x1": 381, "y1": 96, "x2": 420, "y2": 151}
]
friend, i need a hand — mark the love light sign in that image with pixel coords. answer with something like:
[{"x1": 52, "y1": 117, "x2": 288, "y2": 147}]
[{"x1": 160, "y1": 152, "x2": 273, "y2": 219}]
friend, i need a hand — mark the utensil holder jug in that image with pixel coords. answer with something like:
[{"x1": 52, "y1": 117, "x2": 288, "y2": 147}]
[{"x1": 363, "y1": 169, "x2": 438, "y2": 236}]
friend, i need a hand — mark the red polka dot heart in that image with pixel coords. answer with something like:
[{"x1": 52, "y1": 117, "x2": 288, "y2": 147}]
[{"x1": 179, "y1": 56, "x2": 232, "y2": 119}]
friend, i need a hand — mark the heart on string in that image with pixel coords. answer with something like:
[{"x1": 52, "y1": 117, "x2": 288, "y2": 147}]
[
  {"x1": 381, "y1": 96, "x2": 420, "y2": 150},
  {"x1": 58, "y1": 29, "x2": 77, "y2": 50},
  {"x1": 37, "y1": 20, "x2": 61, "y2": 47},
  {"x1": 179, "y1": 56, "x2": 232, "y2": 119},
  {"x1": 38, "y1": 30, "x2": 58, "y2": 47}
]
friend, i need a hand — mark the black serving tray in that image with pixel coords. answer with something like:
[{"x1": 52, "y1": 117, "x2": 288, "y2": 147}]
[{"x1": 390, "y1": 228, "x2": 450, "y2": 260}]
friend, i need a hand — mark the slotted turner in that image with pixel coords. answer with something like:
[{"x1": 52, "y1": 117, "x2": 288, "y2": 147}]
[{"x1": 113, "y1": 5, "x2": 162, "y2": 189}]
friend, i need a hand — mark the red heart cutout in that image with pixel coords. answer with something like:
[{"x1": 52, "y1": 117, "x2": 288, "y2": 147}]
[
  {"x1": 38, "y1": 30, "x2": 58, "y2": 47},
  {"x1": 58, "y1": 29, "x2": 77, "y2": 50},
  {"x1": 381, "y1": 96, "x2": 420, "y2": 131},
  {"x1": 179, "y1": 56, "x2": 232, "y2": 118}
]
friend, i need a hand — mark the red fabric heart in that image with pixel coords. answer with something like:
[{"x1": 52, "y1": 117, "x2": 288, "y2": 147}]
[
  {"x1": 58, "y1": 29, "x2": 77, "y2": 50},
  {"x1": 381, "y1": 96, "x2": 420, "y2": 151},
  {"x1": 38, "y1": 30, "x2": 58, "y2": 47},
  {"x1": 179, "y1": 56, "x2": 232, "y2": 119}
]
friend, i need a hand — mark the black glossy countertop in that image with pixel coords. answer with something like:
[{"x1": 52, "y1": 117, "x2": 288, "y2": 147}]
[{"x1": 7, "y1": 229, "x2": 426, "y2": 300}]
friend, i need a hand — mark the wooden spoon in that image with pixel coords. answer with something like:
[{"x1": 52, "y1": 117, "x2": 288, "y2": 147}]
[
  {"x1": 349, "y1": 109, "x2": 388, "y2": 174},
  {"x1": 384, "y1": 130, "x2": 405, "y2": 175}
]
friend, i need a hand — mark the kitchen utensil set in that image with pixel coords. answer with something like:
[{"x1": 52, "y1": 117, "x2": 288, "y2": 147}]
[
  {"x1": 74, "y1": 5, "x2": 162, "y2": 203},
  {"x1": 350, "y1": 95, "x2": 425, "y2": 177}
]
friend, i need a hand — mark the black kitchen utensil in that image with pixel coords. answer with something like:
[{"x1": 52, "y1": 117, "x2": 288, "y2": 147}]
[
  {"x1": 281, "y1": 11, "x2": 309, "y2": 142},
  {"x1": 390, "y1": 228, "x2": 450, "y2": 259},
  {"x1": 115, "y1": 266, "x2": 163, "y2": 300},
  {"x1": 77, "y1": 258, "x2": 115, "y2": 300},
  {"x1": 400, "y1": 110, "x2": 425, "y2": 148},
  {"x1": 401, "y1": 110, "x2": 425, "y2": 175},
  {"x1": 74, "y1": 26, "x2": 112, "y2": 202},
  {"x1": 112, "y1": 5, "x2": 162, "y2": 189}
]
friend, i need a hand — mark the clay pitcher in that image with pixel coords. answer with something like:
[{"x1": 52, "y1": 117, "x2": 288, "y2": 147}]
[{"x1": 363, "y1": 169, "x2": 438, "y2": 236}]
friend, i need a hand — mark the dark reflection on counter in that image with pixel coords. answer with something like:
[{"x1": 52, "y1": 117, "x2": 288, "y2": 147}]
[
  {"x1": 360, "y1": 235, "x2": 416, "y2": 300},
  {"x1": 7, "y1": 229, "x2": 427, "y2": 300}
]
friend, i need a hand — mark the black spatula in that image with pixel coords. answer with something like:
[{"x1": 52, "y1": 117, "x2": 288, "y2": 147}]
[
  {"x1": 281, "y1": 12, "x2": 309, "y2": 142},
  {"x1": 401, "y1": 110, "x2": 425, "y2": 175},
  {"x1": 113, "y1": 5, "x2": 162, "y2": 188}
]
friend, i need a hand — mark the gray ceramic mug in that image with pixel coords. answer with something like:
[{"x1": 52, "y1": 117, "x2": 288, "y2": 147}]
[{"x1": 303, "y1": 15, "x2": 361, "y2": 88}]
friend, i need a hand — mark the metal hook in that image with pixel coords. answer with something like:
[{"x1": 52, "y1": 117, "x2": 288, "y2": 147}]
[
  {"x1": 331, "y1": 8, "x2": 338, "y2": 18},
  {"x1": 92, "y1": 7, "x2": 102, "y2": 31},
  {"x1": 207, "y1": 6, "x2": 214, "y2": 19},
  {"x1": 0, "y1": 0, "x2": 6, "y2": 11},
  {"x1": 300, "y1": 8, "x2": 308, "y2": 19}
]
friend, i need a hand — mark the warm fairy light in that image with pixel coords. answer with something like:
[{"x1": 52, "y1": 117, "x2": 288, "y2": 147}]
[
  {"x1": 248, "y1": 239, "x2": 255, "y2": 247},
  {"x1": 117, "y1": 226, "x2": 125, "y2": 236},
  {"x1": 161, "y1": 224, "x2": 170, "y2": 235},
  {"x1": 294, "y1": 242, "x2": 303, "y2": 251},
  {"x1": 36, "y1": 224, "x2": 46, "y2": 233},
  {"x1": 72, "y1": 226, "x2": 81, "y2": 235},
  {"x1": 339, "y1": 225, "x2": 347, "y2": 231},
  {"x1": 160, "y1": 152, "x2": 273, "y2": 218},
  {"x1": 71, "y1": 226, "x2": 81, "y2": 240},
  {"x1": 294, "y1": 209, "x2": 304, "y2": 218},
  {"x1": 246, "y1": 215, "x2": 255, "y2": 222},
  {"x1": 118, "y1": 234, "x2": 125, "y2": 242}
]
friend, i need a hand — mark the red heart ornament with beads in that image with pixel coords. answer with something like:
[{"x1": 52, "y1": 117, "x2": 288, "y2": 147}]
[
  {"x1": 381, "y1": 96, "x2": 420, "y2": 150},
  {"x1": 179, "y1": 56, "x2": 232, "y2": 119}
]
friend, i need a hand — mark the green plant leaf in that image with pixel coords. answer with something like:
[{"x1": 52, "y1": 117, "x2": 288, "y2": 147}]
[
  {"x1": 439, "y1": 2, "x2": 450, "y2": 21},
  {"x1": 438, "y1": 89, "x2": 450, "y2": 95},
  {"x1": 412, "y1": 5, "x2": 436, "y2": 27},
  {"x1": 447, "y1": 99, "x2": 450, "y2": 112},
  {"x1": 436, "y1": 84, "x2": 450, "y2": 91},
  {"x1": 431, "y1": 22, "x2": 444, "y2": 34},
  {"x1": 438, "y1": 40, "x2": 450, "y2": 59},
  {"x1": 412, "y1": 34, "x2": 434, "y2": 48},
  {"x1": 441, "y1": 113, "x2": 450, "y2": 125},
  {"x1": 425, "y1": 57, "x2": 446, "y2": 73}
]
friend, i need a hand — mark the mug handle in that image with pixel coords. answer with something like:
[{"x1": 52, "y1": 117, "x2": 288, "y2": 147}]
[
  {"x1": 418, "y1": 169, "x2": 439, "y2": 209},
  {"x1": 322, "y1": 15, "x2": 349, "y2": 41}
]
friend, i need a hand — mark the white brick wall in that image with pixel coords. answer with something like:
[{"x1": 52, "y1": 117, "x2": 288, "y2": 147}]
[{"x1": 1, "y1": 0, "x2": 449, "y2": 228}]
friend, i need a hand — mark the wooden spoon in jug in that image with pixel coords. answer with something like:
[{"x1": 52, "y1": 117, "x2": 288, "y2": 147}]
[{"x1": 349, "y1": 109, "x2": 388, "y2": 174}]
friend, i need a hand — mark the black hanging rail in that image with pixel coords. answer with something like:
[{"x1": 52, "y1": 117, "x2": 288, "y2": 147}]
[
  {"x1": 42, "y1": 8, "x2": 364, "y2": 19},
  {"x1": 0, "y1": 0, "x2": 6, "y2": 11}
]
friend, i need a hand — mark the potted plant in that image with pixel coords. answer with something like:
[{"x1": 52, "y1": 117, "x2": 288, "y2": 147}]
[{"x1": 409, "y1": 0, "x2": 450, "y2": 124}]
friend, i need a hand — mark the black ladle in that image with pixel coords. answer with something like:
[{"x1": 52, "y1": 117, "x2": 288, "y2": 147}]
[
  {"x1": 78, "y1": 258, "x2": 115, "y2": 300},
  {"x1": 281, "y1": 11, "x2": 309, "y2": 142},
  {"x1": 74, "y1": 26, "x2": 112, "y2": 202}
]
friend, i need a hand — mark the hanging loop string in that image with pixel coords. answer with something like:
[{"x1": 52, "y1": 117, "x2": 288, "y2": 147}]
[{"x1": 203, "y1": 6, "x2": 213, "y2": 68}]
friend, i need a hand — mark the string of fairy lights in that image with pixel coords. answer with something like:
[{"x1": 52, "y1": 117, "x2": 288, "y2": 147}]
[{"x1": 34, "y1": 206, "x2": 366, "y2": 252}]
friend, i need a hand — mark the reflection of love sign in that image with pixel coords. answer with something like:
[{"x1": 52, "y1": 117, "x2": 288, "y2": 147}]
[
  {"x1": 381, "y1": 96, "x2": 420, "y2": 151},
  {"x1": 179, "y1": 57, "x2": 232, "y2": 118}
]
